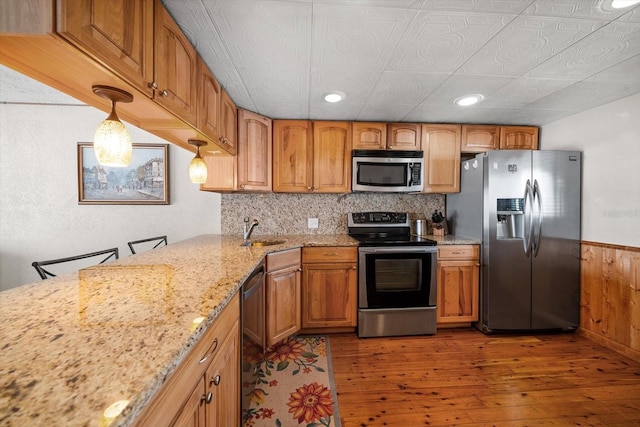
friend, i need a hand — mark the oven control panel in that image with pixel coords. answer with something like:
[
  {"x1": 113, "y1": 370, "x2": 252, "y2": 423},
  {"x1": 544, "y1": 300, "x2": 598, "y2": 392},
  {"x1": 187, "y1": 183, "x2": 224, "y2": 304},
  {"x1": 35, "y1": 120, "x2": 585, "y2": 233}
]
[{"x1": 349, "y1": 212, "x2": 408, "y2": 225}]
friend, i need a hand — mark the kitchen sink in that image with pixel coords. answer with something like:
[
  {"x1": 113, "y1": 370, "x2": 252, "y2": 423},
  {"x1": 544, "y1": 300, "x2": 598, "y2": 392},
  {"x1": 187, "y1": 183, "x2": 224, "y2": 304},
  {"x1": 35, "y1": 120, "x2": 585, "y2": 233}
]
[{"x1": 241, "y1": 239, "x2": 286, "y2": 247}]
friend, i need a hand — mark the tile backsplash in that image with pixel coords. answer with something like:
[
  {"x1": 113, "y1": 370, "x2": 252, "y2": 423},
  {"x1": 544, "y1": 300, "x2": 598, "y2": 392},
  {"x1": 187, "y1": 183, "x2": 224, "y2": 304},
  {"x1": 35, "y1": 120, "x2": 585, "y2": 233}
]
[{"x1": 221, "y1": 193, "x2": 445, "y2": 236}]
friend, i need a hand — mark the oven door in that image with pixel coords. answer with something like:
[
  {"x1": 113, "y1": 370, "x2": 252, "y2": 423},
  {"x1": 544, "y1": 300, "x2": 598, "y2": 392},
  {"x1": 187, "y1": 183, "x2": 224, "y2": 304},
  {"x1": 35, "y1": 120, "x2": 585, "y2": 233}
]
[{"x1": 359, "y1": 246, "x2": 437, "y2": 309}]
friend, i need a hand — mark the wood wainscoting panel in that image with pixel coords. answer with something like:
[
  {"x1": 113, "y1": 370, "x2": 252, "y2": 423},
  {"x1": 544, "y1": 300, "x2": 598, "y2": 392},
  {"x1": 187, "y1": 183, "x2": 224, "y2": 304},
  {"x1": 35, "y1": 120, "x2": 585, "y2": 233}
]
[{"x1": 579, "y1": 241, "x2": 640, "y2": 362}]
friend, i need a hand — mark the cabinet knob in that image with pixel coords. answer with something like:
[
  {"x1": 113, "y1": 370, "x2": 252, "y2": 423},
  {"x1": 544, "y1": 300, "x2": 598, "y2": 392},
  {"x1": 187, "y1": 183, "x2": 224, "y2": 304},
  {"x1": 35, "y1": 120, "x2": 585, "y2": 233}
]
[
  {"x1": 240, "y1": 184, "x2": 245, "y2": 189},
  {"x1": 202, "y1": 392, "x2": 213, "y2": 404},
  {"x1": 160, "y1": 89, "x2": 169, "y2": 97},
  {"x1": 211, "y1": 375, "x2": 221, "y2": 386},
  {"x1": 148, "y1": 81, "x2": 158, "y2": 90}
]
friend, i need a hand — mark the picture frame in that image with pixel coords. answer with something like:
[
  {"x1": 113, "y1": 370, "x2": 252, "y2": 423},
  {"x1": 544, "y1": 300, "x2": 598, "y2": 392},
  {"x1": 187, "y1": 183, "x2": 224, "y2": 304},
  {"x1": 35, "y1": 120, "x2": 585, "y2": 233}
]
[{"x1": 78, "y1": 142, "x2": 170, "y2": 205}]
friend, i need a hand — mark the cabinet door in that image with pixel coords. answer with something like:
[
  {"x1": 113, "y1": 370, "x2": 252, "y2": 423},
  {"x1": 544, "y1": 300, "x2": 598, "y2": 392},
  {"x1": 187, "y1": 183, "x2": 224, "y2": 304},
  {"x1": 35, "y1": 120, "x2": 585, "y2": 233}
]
[
  {"x1": 197, "y1": 56, "x2": 221, "y2": 142},
  {"x1": 205, "y1": 320, "x2": 240, "y2": 427},
  {"x1": 154, "y1": 3, "x2": 197, "y2": 124},
  {"x1": 200, "y1": 155, "x2": 236, "y2": 192},
  {"x1": 266, "y1": 266, "x2": 301, "y2": 346},
  {"x1": 352, "y1": 122, "x2": 387, "y2": 150},
  {"x1": 219, "y1": 89, "x2": 237, "y2": 155},
  {"x1": 499, "y1": 126, "x2": 539, "y2": 150},
  {"x1": 172, "y1": 376, "x2": 206, "y2": 427},
  {"x1": 421, "y1": 124, "x2": 461, "y2": 193},
  {"x1": 387, "y1": 123, "x2": 421, "y2": 150},
  {"x1": 437, "y1": 261, "x2": 479, "y2": 323},
  {"x1": 313, "y1": 121, "x2": 351, "y2": 193},
  {"x1": 461, "y1": 125, "x2": 499, "y2": 153},
  {"x1": 302, "y1": 263, "x2": 357, "y2": 328},
  {"x1": 57, "y1": 0, "x2": 154, "y2": 97},
  {"x1": 273, "y1": 120, "x2": 313, "y2": 192},
  {"x1": 237, "y1": 110, "x2": 272, "y2": 191}
]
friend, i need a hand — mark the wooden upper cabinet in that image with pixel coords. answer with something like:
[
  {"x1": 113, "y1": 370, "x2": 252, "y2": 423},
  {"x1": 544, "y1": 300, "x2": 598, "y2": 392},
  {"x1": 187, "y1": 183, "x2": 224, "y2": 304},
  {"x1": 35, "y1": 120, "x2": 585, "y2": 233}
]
[
  {"x1": 154, "y1": 2, "x2": 197, "y2": 124},
  {"x1": 352, "y1": 122, "x2": 387, "y2": 150},
  {"x1": 200, "y1": 109, "x2": 271, "y2": 192},
  {"x1": 500, "y1": 126, "x2": 539, "y2": 150},
  {"x1": 237, "y1": 110, "x2": 272, "y2": 191},
  {"x1": 422, "y1": 124, "x2": 461, "y2": 193},
  {"x1": 56, "y1": 0, "x2": 154, "y2": 97},
  {"x1": 219, "y1": 89, "x2": 237, "y2": 155},
  {"x1": 273, "y1": 120, "x2": 313, "y2": 192},
  {"x1": 197, "y1": 56, "x2": 221, "y2": 143},
  {"x1": 313, "y1": 121, "x2": 351, "y2": 193},
  {"x1": 461, "y1": 125, "x2": 499, "y2": 153},
  {"x1": 387, "y1": 123, "x2": 421, "y2": 150}
]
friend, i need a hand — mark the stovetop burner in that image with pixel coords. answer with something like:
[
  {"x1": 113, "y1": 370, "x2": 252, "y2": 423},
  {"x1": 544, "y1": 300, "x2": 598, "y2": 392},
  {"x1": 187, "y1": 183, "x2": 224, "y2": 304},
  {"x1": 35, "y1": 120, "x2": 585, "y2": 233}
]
[{"x1": 347, "y1": 212, "x2": 436, "y2": 247}]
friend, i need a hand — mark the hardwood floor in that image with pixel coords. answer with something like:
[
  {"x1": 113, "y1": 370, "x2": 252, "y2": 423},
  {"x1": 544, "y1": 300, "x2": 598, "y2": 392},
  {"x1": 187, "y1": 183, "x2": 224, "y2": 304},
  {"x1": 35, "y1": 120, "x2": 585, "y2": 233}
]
[{"x1": 328, "y1": 329, "x2": 640, "y2": 426}]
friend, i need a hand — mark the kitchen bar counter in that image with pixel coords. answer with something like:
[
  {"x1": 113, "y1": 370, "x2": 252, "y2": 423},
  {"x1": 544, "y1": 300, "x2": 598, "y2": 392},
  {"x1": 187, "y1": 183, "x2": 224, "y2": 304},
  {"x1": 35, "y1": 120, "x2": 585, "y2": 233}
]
[
  {"x1": 0, "y1": 234, "x2": 355, "y2": 427},
  {"x1": 0, "y1": 233, "x2": 472, "y2": 426}
]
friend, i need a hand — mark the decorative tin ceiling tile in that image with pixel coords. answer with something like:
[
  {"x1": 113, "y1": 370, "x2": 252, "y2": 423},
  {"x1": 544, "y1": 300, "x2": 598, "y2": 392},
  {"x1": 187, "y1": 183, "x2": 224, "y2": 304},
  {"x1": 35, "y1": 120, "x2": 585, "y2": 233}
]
[
  {"x1": 366, "y1": 71, "x2": 449, "y2": 105},
  {"x1": 522, "y1": 0, "x2": 631, "y2": 20},
  {"x1": 311, "y1": 3, "x2": 416, "y2": 70},
  {"x1": 420, "y1": 0, "x2": 532, "y2": 14},
  {"x1": 458, "y1": 16, "x2": 604, "y2": 76},
  {"x1": 388, "y1": 11, "x2": 512, "y2": 73},
  {"x1": 527, "y1": 22, "x2": 640, "y2": 80}
]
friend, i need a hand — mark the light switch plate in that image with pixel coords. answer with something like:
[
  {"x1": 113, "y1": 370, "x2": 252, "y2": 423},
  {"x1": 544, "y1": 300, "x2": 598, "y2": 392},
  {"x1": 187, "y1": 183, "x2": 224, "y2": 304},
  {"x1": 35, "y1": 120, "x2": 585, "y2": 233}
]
[{"x1": 308, "y1": 218, "x2": 319, "y2": 228}]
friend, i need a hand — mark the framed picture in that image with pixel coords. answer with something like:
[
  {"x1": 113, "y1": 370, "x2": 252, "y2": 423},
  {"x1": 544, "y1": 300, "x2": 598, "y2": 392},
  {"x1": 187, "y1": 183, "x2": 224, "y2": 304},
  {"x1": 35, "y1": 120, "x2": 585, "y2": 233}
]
[{"x1": 78, "y1": 143, "x2": 170, "y2": 205}]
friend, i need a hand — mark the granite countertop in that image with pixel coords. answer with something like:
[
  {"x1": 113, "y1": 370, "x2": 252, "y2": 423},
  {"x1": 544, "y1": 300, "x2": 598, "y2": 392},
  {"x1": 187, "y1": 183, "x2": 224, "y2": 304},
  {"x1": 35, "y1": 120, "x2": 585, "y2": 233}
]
[
  {"x1": 427, "y1": 234, "x2": 480, "y2": 245},
  {"x1": 0, "y1": 234, "x2": 356, "y2": 427},
  {"x1": 0, "y1": 233, "x2": 474, "y2": 426}
]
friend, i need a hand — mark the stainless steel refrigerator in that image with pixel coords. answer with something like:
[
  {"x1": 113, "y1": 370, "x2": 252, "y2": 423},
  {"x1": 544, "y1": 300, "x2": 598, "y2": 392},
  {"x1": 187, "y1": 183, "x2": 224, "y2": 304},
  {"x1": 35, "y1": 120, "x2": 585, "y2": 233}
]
[{"x1": 447, "y1": 150, "x2": 581, "y2": 332}]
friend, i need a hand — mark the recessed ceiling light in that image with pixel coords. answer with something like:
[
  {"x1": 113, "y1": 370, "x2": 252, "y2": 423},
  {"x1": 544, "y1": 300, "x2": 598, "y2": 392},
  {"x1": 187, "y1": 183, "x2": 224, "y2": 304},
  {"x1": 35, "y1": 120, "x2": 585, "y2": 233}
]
[
  {"x1": 454, "y1": 94, "x2": 484, "y2": 107},
  {"x1": 611, "y1": 0, "x2": 640, "y2": 8},
  {"x1": 324, "y1": 91, "x2": 346, "y2": 103}
]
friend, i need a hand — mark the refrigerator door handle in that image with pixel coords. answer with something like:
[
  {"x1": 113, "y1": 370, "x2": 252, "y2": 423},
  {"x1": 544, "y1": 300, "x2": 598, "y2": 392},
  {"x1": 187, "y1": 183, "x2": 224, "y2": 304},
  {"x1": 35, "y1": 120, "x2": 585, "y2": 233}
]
[
  {"x1": 523, "y1": 179, "x2": 534, "y2": 256},
  {"x1": 532, "y1": 179, "x2": 543, "y2": 257}
]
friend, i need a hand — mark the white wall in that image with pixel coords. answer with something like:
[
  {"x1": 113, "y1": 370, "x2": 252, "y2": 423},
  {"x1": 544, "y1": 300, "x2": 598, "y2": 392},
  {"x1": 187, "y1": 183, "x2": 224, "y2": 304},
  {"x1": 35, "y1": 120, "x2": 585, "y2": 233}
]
[
  {"x1": 541, "y1": 93, "x2": 640, "y2": 247},
  {"x1": 0, "y1": 103, "x2": 221, "y2": 290}
]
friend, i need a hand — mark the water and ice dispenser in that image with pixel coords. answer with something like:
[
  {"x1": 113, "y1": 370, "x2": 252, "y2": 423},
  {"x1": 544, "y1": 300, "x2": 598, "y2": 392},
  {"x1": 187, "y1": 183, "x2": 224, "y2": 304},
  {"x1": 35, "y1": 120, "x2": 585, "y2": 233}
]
[{"x1": 496, "y1": 198, "x2": 524, "y2": 239}]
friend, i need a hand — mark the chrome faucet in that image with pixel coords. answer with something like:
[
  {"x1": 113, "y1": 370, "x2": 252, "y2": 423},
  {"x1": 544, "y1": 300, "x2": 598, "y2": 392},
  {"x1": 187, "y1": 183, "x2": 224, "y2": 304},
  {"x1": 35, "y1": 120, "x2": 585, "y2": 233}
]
[{"x1": 243, "y1": 217, "x2": 259, "y2": 242}]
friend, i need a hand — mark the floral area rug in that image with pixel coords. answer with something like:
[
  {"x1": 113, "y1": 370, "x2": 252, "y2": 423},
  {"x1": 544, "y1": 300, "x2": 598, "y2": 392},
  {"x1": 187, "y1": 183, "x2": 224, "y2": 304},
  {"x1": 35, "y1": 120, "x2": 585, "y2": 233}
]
[{"x1": 242, "y1": 335, "x2": 342, "y2": 427}]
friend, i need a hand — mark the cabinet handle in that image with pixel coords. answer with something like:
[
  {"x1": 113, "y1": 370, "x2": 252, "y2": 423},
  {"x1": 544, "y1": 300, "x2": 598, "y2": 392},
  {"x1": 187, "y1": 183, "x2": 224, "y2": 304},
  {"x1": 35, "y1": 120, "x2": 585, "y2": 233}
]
[
  {"x1": 323, "y1": 252, "x2": 339, "y2": 257},
  {"x1": 202, "y1": 392, "x2": 213, "y2": 404},
  {"x1": 148, "y1": 81, "x2": 158, "y2": 90},
  {"x1": 199, "y1": 338, "x2": 218, "y2": 364},
  {"x1": 240, "y1": 184, "x2": 245, "y2": 189},
  {"x1": 210, "y1": 375, "x2": 221, "y2": 386},
  {"x1": 352, "y1": 266, "x2": 357, "y2": 270},
  {"x1": 160, "y1": 89, "x2": 169, "y2": 97}
]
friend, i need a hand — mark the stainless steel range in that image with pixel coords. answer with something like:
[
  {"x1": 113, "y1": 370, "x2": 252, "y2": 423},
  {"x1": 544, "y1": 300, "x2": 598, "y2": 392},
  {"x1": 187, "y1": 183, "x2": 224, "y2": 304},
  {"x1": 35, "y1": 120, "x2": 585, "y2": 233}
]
[{"x1": 348, "y1": 212, "x2": 438, "y2": 338}]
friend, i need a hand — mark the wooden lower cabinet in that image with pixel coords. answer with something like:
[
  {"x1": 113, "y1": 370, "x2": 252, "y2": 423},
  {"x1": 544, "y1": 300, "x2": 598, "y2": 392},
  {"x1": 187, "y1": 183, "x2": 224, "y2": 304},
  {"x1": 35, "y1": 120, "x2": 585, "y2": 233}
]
[
  {"x1": 437, "y1": 245, "x2": 480, "y2": 326},
  {"x1": 301, "y1": 247, "x2": 358, "y2": 331},
  {"x1": 133, "y1": 294, "x2": 240, "y2": 427},
  {"x1": 175, "y1": 323, "x2": 239, "y2": 427},
  {"x1": 266, "y1": 248, "x2": 302, "y2": 346}
]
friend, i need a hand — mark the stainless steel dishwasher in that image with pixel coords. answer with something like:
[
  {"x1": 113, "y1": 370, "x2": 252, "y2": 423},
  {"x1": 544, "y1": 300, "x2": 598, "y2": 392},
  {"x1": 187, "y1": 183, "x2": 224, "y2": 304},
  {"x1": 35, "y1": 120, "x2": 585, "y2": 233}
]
[{"x1": 240, "y1": 262, "x2": 265, "y2": 423}]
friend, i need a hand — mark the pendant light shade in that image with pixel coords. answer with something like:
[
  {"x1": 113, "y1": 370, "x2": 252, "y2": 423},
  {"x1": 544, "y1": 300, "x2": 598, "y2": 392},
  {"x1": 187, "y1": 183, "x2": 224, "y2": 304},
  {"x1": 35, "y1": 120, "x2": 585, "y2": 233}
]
[
  {"x1": 188, "y1": 140, "x2": 208, "y2": 184},
  {"x1": 92, "y1": 85, "x2": 134, "y2": 167}
]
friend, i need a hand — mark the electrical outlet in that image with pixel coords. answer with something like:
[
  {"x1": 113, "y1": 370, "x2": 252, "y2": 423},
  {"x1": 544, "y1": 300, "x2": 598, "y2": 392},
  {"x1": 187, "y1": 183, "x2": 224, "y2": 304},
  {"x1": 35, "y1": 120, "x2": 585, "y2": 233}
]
[{"x1": 308, "y1": 218, "x2": 319, "y2": 229}]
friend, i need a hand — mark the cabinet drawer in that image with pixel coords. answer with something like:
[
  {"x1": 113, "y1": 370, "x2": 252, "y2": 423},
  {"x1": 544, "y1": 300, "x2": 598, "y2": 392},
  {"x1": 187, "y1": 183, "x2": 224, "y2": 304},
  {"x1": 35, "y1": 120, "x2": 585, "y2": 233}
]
[
  {"x1": 438, "y1": 245, "x2": 479, "y2": 260},
  {"x1": 302, "y1": 246, "x2": 357, "y2": 263},
  {"x1": 134, "y1": 293, "x2": 239, "y2": 426},
  {"x1": 267, "y1": 248, "x2": 301, "y2": 272}
]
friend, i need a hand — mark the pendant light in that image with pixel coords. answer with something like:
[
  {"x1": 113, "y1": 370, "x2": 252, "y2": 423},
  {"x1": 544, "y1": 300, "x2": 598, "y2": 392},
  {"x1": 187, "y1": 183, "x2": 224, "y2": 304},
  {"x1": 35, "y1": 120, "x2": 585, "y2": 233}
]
[
  {"x1": 92, "y1": 85, "x2": 133, "y2": 167},
  {"x1": 187, "y1": 140, "x2": 208, "y2": 184}
]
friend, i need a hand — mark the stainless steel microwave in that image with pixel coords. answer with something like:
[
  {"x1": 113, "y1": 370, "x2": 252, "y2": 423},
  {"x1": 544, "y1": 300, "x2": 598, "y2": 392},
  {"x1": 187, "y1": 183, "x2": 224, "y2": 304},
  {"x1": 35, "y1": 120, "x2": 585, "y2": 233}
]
[{"x1": 352, "y1": 150, "x2": 424, "y2": 192}]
